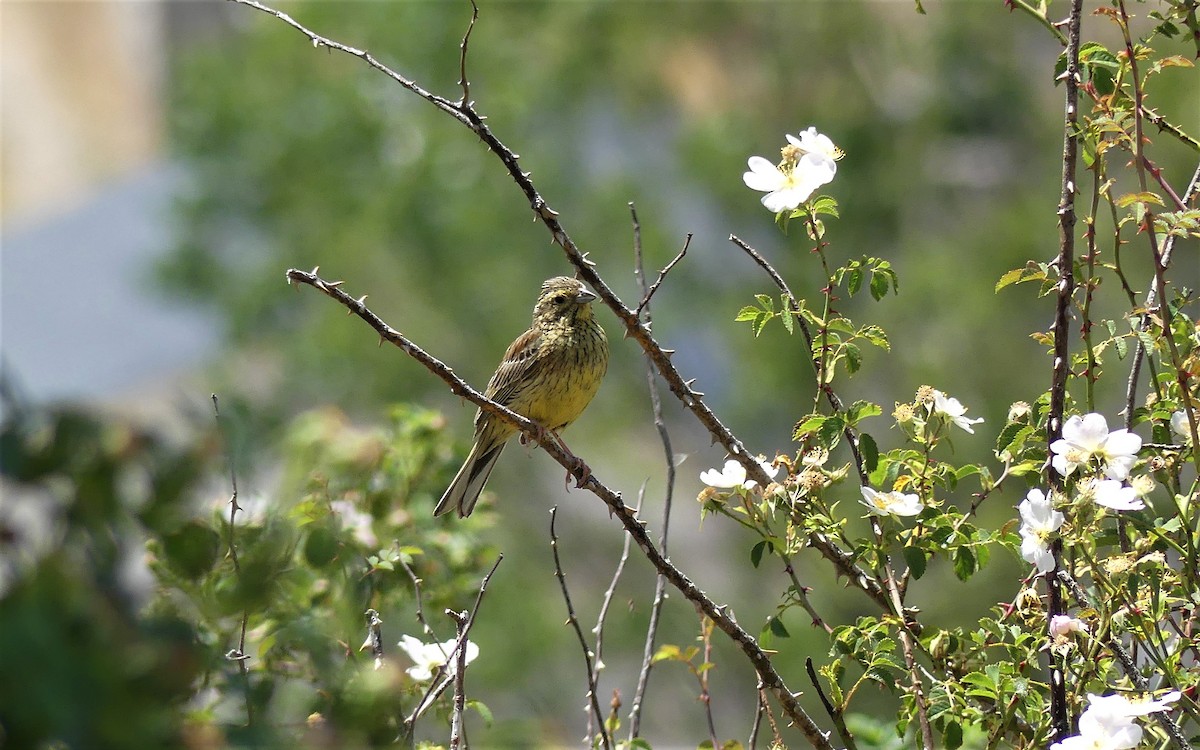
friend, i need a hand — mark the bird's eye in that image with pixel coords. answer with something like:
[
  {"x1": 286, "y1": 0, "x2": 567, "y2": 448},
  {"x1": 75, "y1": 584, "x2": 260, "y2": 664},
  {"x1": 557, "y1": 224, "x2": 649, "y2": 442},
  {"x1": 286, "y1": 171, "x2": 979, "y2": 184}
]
[{"x1": 552, "y1": 294, "x2": 567, "y2": 305}]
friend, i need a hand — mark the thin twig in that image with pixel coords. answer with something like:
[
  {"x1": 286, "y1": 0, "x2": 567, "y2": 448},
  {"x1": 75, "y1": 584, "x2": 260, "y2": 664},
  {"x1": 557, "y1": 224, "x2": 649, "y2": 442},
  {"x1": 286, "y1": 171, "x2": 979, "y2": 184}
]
[
  {"x1": 447, "y1": 609, "x2": 469, "y2": 750},
  {"x1": 1045, "y1": 0, "x2": 1084, "y2": 741},
  {"x1": 629, "y1": 201, "x2": 678, "y2": 739},
  {"x1": 284, "y1": 267, "x2": 837, "y2": 748},
  {"x1": 550, "y1": 507, "x2": 611, "y2": 750},
  {"x1": 807, "y1": 657, "x2": 857, "y2": 750},
  {"x1": 748, "y1": 680, "x2": 765, "y2": 750},
  {"x1": 212, "y1": 394, "x2": 253, "y2": 727},
  {"x1": 634, "y1": 233, "x2": 691, "y2": 318},
  {"x1": 457, "y1": 0, "x2": 479, "y2": 107},
  {"x1": 400, "y1": 558, "x2": 439, "y2": 640},
  {"x1": 593, "y1": 486, "x2": 636, "y2": 649},
  {"x1": 588, "y1": 485, "x2": 638, "y2": 743},
  {"x1": 698, "y1": 616, "x2": 720, "y2": 750},
  {"x1": 362, "y1": 608, "x2": 384, "y2": 670}
]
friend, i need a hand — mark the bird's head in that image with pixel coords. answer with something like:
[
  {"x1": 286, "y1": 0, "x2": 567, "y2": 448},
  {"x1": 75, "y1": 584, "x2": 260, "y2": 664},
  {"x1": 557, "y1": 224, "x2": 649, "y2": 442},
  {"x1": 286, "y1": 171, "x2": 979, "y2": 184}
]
[{"x1": 533, "y1": 276, "x2": 598, "y2": 326}]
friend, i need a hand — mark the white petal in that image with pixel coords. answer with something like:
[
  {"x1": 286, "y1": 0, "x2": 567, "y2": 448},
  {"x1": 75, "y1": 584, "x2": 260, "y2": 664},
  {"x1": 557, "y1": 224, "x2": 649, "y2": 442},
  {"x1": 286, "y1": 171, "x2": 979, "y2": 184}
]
[
  {"x1": 743, "y1": 157, "x2": 786, "y2": 191},
  {"x1": 761, "y1": 188, "x2": 806, "y2": 213}
]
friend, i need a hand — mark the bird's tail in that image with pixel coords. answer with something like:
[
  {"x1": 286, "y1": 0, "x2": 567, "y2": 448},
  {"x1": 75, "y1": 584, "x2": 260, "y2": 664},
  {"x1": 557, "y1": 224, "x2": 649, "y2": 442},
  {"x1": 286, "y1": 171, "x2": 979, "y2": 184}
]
[{"x1": 434, "y1": 441, "x2": 506, "y2": 517}]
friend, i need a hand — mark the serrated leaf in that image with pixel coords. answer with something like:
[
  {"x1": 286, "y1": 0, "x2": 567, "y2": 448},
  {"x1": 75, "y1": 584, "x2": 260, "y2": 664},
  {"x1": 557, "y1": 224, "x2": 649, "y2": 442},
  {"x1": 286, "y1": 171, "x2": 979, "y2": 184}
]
[
  {"x1": 817, "y1": 415, "x2": 846, "y2": 447},
  {"x1": 903, "y1": 546, "x2": 927, "y2": 579},
  {"x1": 944, "y1": 720, "x2": 963, "y2": 750},
  {"x1": 996, "y1": 263, "x2": 1048, "y2": 292},
  {"x1": 793, "y1": 413, "x2": 828, "y2": 440},
  {"x1": 869, "y1": 270, "x2": 890, "y2": 300},
  {"x1": 769, "y1": 616, "x2": 790, "y2": 638},
  {"x1": 857, "y1": 324, "x2": 890, "y2": 351},
  {"x1": 844, "y1": 343, "x2": 863, "y2": 374},
  {"x1": 859, "y1": 432, "x2": 879, "y2": 473},
  {"x1": 846, "y1": 400, "x2": 883, "y2": 424},
  {"x1": 1116, "y1": 191, "x2": 1165, "y2": 208},
  {"x1": 752, "y1": 313, "x2": 770, "y2": 338},
  {"x1": 750, "y1": 540, "x2": 770, "y2": 568},
  {"x1": 810, "y1": 195, "x2": 840, "y2": 218},
  {"x1": 953, "y1": 546, "x2": 977, "y2": 581},
  {"x1": 847, "y1": 268, "x2": 863, "y2": 296},
  {"x1": 735, "y1": 306, "x2": 760, "y2": 322},
  {"x1": 467, "y1": 700, "x2": 494, "y2": 726},
  {"x1": 754, "y1": 294, "x2": 774, "y2": 310}
]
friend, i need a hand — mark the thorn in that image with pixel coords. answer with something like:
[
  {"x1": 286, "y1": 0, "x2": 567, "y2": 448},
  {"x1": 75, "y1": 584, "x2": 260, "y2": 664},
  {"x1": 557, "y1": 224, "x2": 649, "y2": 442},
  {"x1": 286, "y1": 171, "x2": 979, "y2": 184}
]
[
  {"x1": 692, "y1": 390, "x2": 705, "y2": 398},
  {"x1": 327, "y1": 280, "x2": 345, "y2": 288},
  {"x1": 662, "y1": 348, "x2": 676, "y2": 356},
  {"x1": 356, "y1": 294, "x2": 369, "y2": 306},
  {"x1": 378, "y1": 336, "x2": 386, "y2": 348},
  {"x1": 684, "y1": 378, "x2": 697, "y2": 388},
  {"x1": 310, "y1": 265, "x2": 320, "y2": 276}
]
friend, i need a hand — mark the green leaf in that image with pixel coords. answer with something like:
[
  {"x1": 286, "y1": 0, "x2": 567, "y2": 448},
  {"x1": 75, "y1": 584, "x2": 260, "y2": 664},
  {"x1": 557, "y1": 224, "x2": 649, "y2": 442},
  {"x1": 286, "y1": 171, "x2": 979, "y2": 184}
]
[
  {"x1": 752, "y1": 313, "x2": 770, "y2": 337},
  {"x1": 996, "y1": 263, "x2": 1048, "y2": 292},
  {"x1": 859, "y1": 432, "x2": 879, "y2": 473},
  {"x1": 780, "y1": 298, "x2": 795, "y2": 335},
  {"x1": 869, "y1": 268, "x2": 894, "y2": 300},
  {"x1": 1116, "y1": 191, "x2": 1165, "y2": 208},
  {"x1": 857, "y1": 324, "x2": 890, "y2": 351},
  {"x1": 768, "y1": 616, "x2": 790, "y2": 638},
  {"x1": 810, "y1": 195, "x2": 840, "y2": 218},
  {"x1": 952, "y1": 546, "x2": 977, "y2": 582},
  {"x1": 162, "y1": 521, "x2": 222, "y2": 579},
  {"x1": 467, "y1": 700, "x2": 494, "y2": 726},
  {"x1": 844, "y1": 343, "x2": 863, "y2": 374},
  {"x1": 943, "y1": 720, "x2": 963, "y2": 750},
  {"x1": 303, "y1": 525, "x2": 340, "y2": 568},
  {"x1": 817, "y1": 414, "x2": 846, "y2": 448},
  {"x1": 734, "y1": 306, "x2": 760, "y2": 322},
  {"x1": 750, "y1": 540, "x2": 771, "y2": 568},
  {"x1": 903, "y1": 546, "x2": 927, "y2": 580},
  {"x1": 847, "y1": 267, "x2": 863, "y2": 296},
  {"x1": 846, "y1": 400, "x2": 882, "y2": 424}
]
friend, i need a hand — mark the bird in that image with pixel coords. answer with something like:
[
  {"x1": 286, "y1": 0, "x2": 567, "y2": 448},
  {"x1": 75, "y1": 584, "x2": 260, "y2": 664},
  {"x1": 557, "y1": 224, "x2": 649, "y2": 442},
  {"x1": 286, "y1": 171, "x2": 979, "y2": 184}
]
[{"x1": 434, "y1": 276, "x2": 609, "y2": 518}]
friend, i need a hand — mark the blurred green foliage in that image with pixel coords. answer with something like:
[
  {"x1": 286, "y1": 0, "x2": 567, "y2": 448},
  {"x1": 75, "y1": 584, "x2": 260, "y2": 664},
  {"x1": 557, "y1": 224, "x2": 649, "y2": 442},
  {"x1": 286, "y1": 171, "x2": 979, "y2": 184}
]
[{"x1": 0, "y1": 397, "x2": 497, "y2": 747}]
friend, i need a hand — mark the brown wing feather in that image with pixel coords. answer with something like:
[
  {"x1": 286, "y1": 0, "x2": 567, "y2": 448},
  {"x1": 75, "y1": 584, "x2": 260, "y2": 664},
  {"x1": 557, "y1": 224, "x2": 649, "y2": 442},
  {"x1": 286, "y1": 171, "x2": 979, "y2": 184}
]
[{"x1": 478, "y1": 325, "x2": 546, "y2": 416}]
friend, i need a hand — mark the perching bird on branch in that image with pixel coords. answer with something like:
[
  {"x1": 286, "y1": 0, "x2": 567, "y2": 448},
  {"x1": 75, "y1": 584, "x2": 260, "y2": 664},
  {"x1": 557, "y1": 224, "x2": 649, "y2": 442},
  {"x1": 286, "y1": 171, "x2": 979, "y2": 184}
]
[{"x1": 434, "y1": 276, "x2": 608, "y2": 517}]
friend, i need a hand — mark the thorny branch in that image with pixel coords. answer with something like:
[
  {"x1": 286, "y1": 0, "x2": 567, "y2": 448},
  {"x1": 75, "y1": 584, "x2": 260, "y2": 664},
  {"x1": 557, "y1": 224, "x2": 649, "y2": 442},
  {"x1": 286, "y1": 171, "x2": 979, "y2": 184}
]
[
  {"x1": 1046, "y1": 0, "x2": 1084, "y2": 741},
  {"x1": 629, "y1": 202, "x2": 676, "y2": 739},
  {"x1": 212, "y1": 394, "x2": 254, "y2": 727}
]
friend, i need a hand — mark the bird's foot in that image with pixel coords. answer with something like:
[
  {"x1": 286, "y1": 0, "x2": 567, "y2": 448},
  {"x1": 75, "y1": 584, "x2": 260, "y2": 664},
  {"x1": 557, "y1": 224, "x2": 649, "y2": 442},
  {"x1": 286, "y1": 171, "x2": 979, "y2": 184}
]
[
  {"x1": 519, "y1": 422, "x2": 551, "y2": 447},
  {"x1": 564, "y1": 455, "x2": 592, "y2": 490}
]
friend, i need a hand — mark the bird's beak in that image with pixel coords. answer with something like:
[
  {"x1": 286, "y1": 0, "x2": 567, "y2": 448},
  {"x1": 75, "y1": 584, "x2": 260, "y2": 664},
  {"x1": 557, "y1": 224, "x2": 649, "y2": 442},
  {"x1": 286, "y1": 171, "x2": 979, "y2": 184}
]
[{"x1": 577, "y1": 287, "x2": 597, "y2": 304}]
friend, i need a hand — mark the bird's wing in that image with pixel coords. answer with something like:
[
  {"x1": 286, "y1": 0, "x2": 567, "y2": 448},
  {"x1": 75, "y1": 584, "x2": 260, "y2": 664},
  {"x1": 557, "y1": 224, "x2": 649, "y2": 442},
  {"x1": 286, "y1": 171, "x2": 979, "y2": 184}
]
[{"x1": 477, "y1": 325, "x2": 547, "y2": 416}]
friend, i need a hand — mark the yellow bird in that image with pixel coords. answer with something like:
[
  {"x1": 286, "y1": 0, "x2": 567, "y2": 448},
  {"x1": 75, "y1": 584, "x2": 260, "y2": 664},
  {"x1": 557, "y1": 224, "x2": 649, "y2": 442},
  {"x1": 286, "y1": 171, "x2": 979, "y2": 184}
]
[{"x1": 435, "y1": 276, "x2": 609, "y2": 517}]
